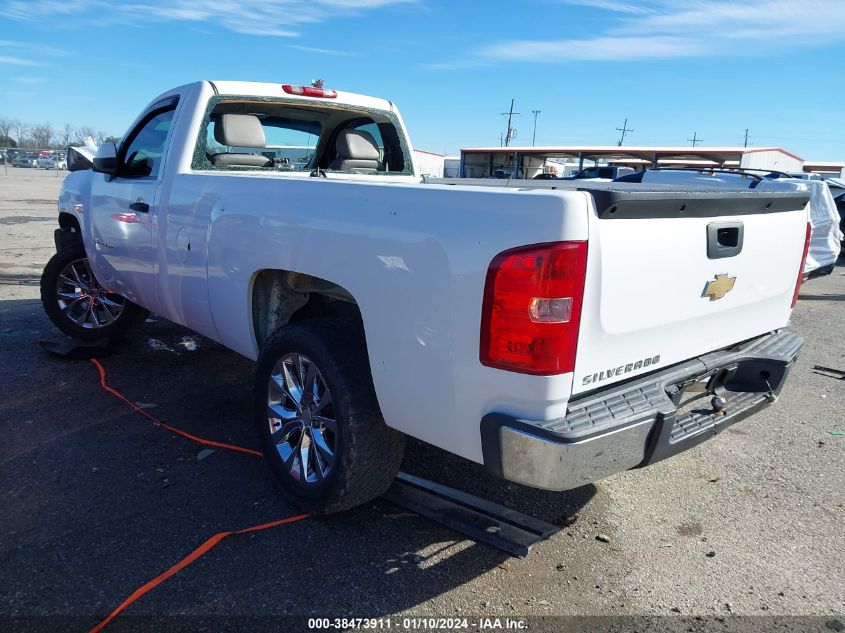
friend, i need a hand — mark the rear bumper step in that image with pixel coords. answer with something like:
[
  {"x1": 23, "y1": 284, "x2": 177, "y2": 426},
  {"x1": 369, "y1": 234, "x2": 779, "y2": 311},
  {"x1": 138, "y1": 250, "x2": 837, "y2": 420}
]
[{"x1": 481, "y1": 330, "x2": 802, "y2": 491}]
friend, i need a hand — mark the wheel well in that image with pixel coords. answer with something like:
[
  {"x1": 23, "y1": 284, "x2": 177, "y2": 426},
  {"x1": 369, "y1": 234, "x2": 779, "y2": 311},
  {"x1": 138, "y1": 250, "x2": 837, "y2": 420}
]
[
  {"x1": 56, "y1": 213, "x2": 83, "y2": 250},
  {"x1": 251, "y1": 270, "x2": 362, "y2": 349},
  {"x1": 58, "y1": 212, "x2": 80, "y2": 232}
]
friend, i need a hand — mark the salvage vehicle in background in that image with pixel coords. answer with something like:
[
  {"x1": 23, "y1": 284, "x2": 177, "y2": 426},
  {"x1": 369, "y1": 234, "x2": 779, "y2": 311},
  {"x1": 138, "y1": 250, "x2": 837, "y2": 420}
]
[
  {"x1": 37, "y1": 153, "x2": 67, "y2": 170},
  {"x1": 42, "y1": 80, "x2": 813, "y2": 513},
  {"x1": 616, "y1": 168, "x2": 842, "y2": 278},
  {"x1": 568, "y1": 165, "x2": 634, "y2": 180},
  {"x1": 827, "y1": 179, "x2": 845, "y2": 252},
  {"x1": 12, "y1": 153, "x2": 38, "y2": 168}
]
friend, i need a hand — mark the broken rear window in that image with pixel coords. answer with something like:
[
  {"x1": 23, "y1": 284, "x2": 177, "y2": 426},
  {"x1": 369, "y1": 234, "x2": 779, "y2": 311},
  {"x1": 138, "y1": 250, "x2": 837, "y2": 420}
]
[{"x1": 192, "y1": 96, "x2": 412, "y2": 175}]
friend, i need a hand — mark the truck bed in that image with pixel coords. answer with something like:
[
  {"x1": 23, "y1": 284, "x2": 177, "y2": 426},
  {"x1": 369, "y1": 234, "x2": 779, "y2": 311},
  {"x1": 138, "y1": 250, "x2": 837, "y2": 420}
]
[{"x1": 426, "y1": 177, "x2": 811, "y2": 396}]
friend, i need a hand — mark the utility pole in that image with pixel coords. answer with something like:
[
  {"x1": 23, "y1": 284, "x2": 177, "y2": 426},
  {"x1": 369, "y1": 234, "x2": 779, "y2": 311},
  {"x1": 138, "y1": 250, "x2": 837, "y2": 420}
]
[
  {"x1": 531, "y1": 109, "x2": 541, "y2": 146},
  {"x1": 616, "y1": 118, "x2": 633, "y2": 146},
  {"x1": 743, "y1": 128, "x2": 749, "y2": 147},
  {"x1": 501, "y1": 99, "x2": 519, "y2": 147},
  {"x1": 688, "y1": 132, "x2": 702, "y2": 147}
]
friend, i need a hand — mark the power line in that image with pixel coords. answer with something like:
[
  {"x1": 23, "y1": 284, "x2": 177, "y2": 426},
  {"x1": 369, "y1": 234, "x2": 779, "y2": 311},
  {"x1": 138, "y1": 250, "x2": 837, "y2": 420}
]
[
  {"x1": 616, "y1": 118, "x2": 633, "y2": 146},
  {"x1": 688, "y1": 131, "x2": 703, "y2": 147},
  {"x1": 531, "y1": 110, "x2": 541, "y2": 146},
  {"x1": 501, "y1": 99, "x2": 519, "y2": 147}
]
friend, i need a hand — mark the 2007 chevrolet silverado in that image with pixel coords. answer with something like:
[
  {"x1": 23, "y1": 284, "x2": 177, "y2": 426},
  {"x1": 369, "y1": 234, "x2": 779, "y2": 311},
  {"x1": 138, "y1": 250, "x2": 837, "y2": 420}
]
[{"x1": 42, "y1": 81, "x2": 812, "y2": 512}]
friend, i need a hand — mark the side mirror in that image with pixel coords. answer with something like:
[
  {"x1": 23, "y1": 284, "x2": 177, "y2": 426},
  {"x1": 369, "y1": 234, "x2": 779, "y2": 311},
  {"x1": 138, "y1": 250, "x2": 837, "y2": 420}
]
[{"x1": 92, "y1": 142, "x2": 118, "y2": 175}]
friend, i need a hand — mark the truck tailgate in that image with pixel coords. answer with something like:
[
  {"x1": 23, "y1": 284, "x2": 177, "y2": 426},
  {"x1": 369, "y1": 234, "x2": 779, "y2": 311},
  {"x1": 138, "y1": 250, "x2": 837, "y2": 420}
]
[{"x1": 572, "y1": 189, "x2": 810, "y2": 395}]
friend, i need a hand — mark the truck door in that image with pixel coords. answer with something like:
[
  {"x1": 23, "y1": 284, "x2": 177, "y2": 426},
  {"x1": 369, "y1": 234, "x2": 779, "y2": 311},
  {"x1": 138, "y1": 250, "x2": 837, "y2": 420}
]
[{"x1": 88, "y1": 97, "x2": 179, "y2": 315}]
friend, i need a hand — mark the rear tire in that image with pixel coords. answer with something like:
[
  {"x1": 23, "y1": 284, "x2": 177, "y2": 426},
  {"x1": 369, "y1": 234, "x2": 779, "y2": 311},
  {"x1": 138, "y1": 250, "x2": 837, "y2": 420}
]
[
  {"x1": 255, "y1": 318, "x2": 405, "y2": 513},
  {"x1": 40, "y1": 243, "x2": 148, "y2": 342}
]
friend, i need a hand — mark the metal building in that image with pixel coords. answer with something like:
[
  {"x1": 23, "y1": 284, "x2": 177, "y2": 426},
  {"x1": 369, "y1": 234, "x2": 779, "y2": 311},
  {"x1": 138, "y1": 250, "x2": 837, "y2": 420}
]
[{"x1": 458, "y1": 146, "x2": 808, "y2": 179}]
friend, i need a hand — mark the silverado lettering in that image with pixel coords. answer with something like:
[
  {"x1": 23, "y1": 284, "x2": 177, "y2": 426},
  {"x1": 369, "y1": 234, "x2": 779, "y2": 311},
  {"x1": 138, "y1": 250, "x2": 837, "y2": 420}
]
[{"x1": 582, "y1": 355, "x2": 662, "y2": 386}]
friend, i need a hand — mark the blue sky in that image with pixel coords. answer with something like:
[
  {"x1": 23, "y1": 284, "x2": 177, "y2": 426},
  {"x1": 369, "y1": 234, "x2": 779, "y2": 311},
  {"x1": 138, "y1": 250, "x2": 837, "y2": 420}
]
[{"x1": 1, "y1": 0, "x2": 844, "y2": 160}]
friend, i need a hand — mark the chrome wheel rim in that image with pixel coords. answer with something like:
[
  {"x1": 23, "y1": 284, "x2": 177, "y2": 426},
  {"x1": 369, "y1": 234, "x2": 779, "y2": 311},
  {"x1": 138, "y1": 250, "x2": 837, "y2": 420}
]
[
  {"x1": 267, "y1": 353, "x2": 336, "y2": 484},
  {"x1": 55, "y1": 257, "x2": 125, "y2": 329}
]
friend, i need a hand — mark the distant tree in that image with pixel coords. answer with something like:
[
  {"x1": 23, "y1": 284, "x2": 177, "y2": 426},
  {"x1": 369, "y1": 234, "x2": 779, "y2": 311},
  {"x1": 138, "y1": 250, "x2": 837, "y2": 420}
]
[
  {"x1": 0, "y1": 117, "x2": 18, "y2": 147},
  {"x1": 102, "y1": 135, "x2": 121, "y2": 145},
  {"x1": 0, "y1": 118, "x2": 13, "y2": 144},
  {"x1": 58, "y1": 123, "x2": 74, "y2": 147},
  {"x1": 74, "y1": 126, "x2": 97, "y2": 146},
  {"x1": 1, "y1": 119, "x2": 118, "y2": 149},
  {"x1": 30, "y1": 122, "x2": 54, "y2": 149},
  {"x1": 13, "y1": 120, "x2": 28, "y2": 147}
]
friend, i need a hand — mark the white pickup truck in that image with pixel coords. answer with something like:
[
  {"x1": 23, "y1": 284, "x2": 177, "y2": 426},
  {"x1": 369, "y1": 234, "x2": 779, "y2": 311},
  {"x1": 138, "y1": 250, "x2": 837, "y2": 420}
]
[{"x1": 42, "y1": 81, "x2": 812, "y2": 513}]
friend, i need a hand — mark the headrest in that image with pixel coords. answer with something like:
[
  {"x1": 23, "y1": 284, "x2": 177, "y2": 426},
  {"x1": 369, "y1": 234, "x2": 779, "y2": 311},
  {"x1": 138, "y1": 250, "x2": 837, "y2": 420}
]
[
  {"x1": 214, "y1": 114, "x2": 265, "y2": 148},
  {"x1": 335, "y1": 130, "x2": 380, "y2": 160}
]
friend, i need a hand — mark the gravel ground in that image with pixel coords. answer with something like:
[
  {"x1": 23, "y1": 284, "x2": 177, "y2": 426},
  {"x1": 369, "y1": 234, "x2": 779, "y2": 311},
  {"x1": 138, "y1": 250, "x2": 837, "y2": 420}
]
[{"x1": 1, "y1": 168, "x2": 843, "y2": 631}]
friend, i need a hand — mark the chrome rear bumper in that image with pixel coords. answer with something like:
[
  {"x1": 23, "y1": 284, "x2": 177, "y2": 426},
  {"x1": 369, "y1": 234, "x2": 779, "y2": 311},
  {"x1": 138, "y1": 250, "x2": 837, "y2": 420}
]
[{"x1": 481, "y1": 330, "x2": 802, "y2": 491}]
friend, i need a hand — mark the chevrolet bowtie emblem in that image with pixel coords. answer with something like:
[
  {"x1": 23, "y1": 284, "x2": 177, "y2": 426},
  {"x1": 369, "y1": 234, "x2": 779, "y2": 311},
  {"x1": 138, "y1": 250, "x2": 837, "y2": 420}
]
[{"x1": 703, "y1": 274, "x2": 736, "y2": 301}]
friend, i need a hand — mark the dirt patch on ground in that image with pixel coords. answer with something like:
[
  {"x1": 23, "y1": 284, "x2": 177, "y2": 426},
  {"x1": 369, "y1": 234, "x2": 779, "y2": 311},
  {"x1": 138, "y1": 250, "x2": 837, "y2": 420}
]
[{"x1": 0, "y1": 215, "x2": 54, "y2": 225}]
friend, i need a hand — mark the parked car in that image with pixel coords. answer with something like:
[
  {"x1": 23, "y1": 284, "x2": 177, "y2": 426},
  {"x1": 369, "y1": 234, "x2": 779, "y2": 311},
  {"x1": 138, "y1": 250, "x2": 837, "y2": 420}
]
[
  {"x1": 37, "y1": 154, "x2": 67, "y2": 170},
  {"x1": 43, "y1": 80, "x2": 812, "y2": 513},
  {"x1": 489, "y1": 168, "x2": 512, "y2": 179},
  {"x1": 568, "y1": 165, "x2": 635, "y2": 180},
  {"x1": 12, "y1": 153, "x2": 38, "y2": 168},
  {"x1": 616, "y1": 168, "x2": 842, "y2": 278}
]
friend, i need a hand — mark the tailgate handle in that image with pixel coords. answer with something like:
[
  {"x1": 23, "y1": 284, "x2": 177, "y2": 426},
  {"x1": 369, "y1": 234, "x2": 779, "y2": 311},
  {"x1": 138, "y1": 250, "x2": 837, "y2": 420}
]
[{"x1": 707, "y1": 222, "x2": 744, "y2": 259}]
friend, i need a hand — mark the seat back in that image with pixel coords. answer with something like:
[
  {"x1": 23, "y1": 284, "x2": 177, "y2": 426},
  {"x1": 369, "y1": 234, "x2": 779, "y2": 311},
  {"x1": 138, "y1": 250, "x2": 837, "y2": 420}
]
[
  {"x1": 210, "y1": 114, "x2": 272, "y2": 168},
  {"x1": 328, "y1": 130, "x2": 381, "y2": 173}
]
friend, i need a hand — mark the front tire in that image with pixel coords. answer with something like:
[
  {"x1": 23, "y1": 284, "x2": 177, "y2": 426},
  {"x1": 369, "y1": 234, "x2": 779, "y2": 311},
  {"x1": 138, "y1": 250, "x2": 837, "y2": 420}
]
[
  {"x1": 40, "y1": 243, "x2": 148, "y2": 341},
  {"x1": 255, "y1": 318, "x2": 405, "y2": 513}
]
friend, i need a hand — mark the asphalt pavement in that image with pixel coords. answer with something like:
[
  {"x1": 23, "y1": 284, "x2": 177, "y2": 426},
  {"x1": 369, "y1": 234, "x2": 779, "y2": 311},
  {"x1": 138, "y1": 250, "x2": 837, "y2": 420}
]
[{"x1": 1, "y1": 168, "x2": 842, "y2": 632}]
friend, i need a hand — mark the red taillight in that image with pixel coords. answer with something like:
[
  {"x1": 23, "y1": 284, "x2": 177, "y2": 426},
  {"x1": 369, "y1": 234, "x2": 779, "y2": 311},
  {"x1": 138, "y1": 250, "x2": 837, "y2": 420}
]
[
  {"x1": 282, "y1": 84, "x2": 337, "y2": 99},
  {"x1": 480, "y1": 241, "x2": 588, "y2": 375},
  {"x1": 791, "y1": 222, "x2": 812, "y2": 308}
]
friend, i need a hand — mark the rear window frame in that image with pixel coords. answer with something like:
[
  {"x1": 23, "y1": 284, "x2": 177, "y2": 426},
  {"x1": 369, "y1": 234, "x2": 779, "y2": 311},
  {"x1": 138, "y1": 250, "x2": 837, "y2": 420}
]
[{"x1": 191, "y1": 95, "x2": 414, "y2": 176}]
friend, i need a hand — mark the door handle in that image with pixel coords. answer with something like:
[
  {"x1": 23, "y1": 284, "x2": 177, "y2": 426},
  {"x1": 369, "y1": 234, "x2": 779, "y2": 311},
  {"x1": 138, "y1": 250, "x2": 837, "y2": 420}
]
[
  {"x1": 707, "y1": 221, "x2": 744, "y2": 259},
  {"x1": 129, "y1": 201, "x2": 150, "y2": 214}
]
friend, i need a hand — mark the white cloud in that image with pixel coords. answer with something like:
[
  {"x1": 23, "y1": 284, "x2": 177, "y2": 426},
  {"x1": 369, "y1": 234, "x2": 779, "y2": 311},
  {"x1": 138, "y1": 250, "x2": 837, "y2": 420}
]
[
  {"x1": 13, "y1": 76, "x2": 46, "y2": 83},
  {"x1": 0, "y1": 55, "x2": 42, "y2": 66},
  {"x1": 561, "y1": 0, "x2": 655, "y2": 14},
  {"x1": 470, "y1": 0, "x2": 845, "y2": 64},
  {"x1": 290, "y1": 45, "x2": 357, "y2": 56},
  {"x1": 481, "y1": 35, "x2": 704, "y2": 62},
  {"x1": 0, "y1": 0, "x2": 415, "y2": 37},
  {"x1": 0, "y1": 39, "x2": 71, "y2": 57},
  {"x1": 627, "y1": 0, "x2": 845, "y2": 40},
  {"x1": 0, "y1": 0, "x2": 103, "y2": 20}
]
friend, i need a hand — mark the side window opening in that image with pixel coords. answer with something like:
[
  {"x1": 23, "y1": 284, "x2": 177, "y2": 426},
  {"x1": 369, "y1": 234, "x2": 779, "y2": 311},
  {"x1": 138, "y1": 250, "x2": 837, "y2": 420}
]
[{"x1": 119, "y1": 106, "x2": 176, "y2": 179}]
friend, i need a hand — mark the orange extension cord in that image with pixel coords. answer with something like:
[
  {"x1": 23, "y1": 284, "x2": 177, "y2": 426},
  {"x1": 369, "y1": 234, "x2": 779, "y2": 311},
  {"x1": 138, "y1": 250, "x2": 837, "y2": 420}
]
[
  {"x1": 87, "y1": 359, "x2": 309, "y2": 633},
  {"x1": 90, "y1": 359, "x2": 263, "y2": 458}
]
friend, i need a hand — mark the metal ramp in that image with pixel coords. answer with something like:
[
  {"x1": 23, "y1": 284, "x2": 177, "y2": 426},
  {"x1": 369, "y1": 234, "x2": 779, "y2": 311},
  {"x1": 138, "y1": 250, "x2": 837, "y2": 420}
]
[{"x1": 383, "y1": 472, "x2": 559, "y2": 558}]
